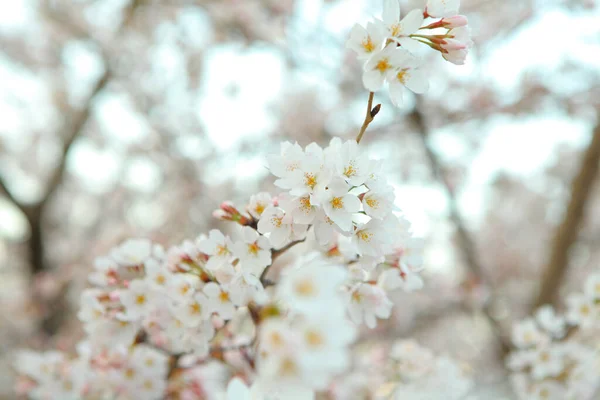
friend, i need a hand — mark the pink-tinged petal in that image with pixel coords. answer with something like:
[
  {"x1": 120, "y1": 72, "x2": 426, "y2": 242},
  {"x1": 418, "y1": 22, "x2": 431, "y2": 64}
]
[
  {"x1": 404, "y1": 69, "x2": 429, "y2": 94},
  {"x1": 362, "y1": 70, "x2": 385, "y2": 92},
  {"x1": 399, "y1": 9, "x2": 424, "y2": 35},
  {"x1": 382, "y1": 0, "x2": 400, "y2": 26}
]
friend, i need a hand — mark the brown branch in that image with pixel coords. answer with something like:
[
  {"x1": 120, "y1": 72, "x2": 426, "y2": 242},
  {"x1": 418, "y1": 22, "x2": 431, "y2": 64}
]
[
  {"x1": 356, "y1": 92, "x2": 381, "y2": 144},
  {"x1": 534, "y1": 121, "x2": 600, "y2": 309},
  {"x1": 409, "y1": 103, "x2": 512, "y2": 355},
  {"x1": 260, "y1": 238, "x2": 306, "y2": 284}
]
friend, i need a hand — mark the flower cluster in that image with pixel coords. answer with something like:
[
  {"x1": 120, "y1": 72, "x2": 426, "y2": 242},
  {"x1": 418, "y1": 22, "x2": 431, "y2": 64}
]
[
  {"x1": 508, "y1": 273, "x2": 600, "y2": 400},
  {"x1": 13, "y1": 1, "x2": 476, "y2": 398},
  {"x1": 347, "y1": 0, "x2": 473, "y2": 106},
  {"x1": 15, "y1": 138, "x2": 426, "y2": 399},
  {"x1": 15, "y1": 343, "x2": 169, "y2": 399}
]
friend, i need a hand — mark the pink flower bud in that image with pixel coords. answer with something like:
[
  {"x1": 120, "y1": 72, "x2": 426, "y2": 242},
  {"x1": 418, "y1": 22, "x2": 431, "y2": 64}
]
[
  {"x1": 441, "y1": 39, "x2": 467, "y2": 51},
  {"x1": 220, "y1": 201, "x2": 239, "y2": 215},
  {"x1": 441, "y1": 15, "x2": 468, "y2": 28}
]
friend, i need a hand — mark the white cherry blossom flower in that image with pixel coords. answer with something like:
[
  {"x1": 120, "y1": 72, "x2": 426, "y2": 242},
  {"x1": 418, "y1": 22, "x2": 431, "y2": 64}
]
[
  {"x1": 267, "y1": 142, "x2": 306, "y2": 189},
  {"x1": 110, "y1": 238, "x2": 153, "y2": 267},
  {"x1": 535, "y1": 305, "x2": 566, "y2": 338},
  {"x1": 362, "y1": 44, "x2": 407, "y2": 92},
  {"x1": 279, "y1": 194, "x2": 318, "y2": 225},
  {"x1": 258, "y1": 206, "x2": 307, "y2": 248},
  {"x1": 382, "y1": 1, "x2": 424, "y2": 52},
  {"x1": 197, "y1": 229, "x2": 234, "y2": 271},
  {"x1": 318, "y1": 178, "x2": 361, "y2": 232},
  {"x1": 565, "y1": 293, "x2": 597, "y2": 327},
  {"x1": 386, "y1": 52, "x2": 428, "y2": 106},
  {"x1": 530, "y1": 345, "x2": 564, "y2": 380},
  {"x1": 336, "y1": 140, "x2": 373, "y2": 187},
  {"x1": 166, "y1": 273, "x2": 201, "y2": 300},
  {"x1": 248, "y1": 192, "x2": 273, "y2": 220},
  {"x1": 352, "y1": 219, "x2": 391, "y2": 257},
  {"x1": 203, "y1": 282, "x2": 236, "y2": 320},
  {"x1": 120, "y1": 280, "x2": 153, "y2": 320},
  {"x1": 346, "y1": 283, "x2": 393, "y2": 328},
  {"x1": 229, "y1": 270, "x2": 267, "y2": 306},
  {"x1": 232, "y1": 226, "x2": 272, "y2": 274},
  {"x1": 284, "y1": 154, "x2": 332, "y2": 197},
  {"x1": 346, "y1": 21, "x2": 386, "y2": 60},
  {"x1": 361, "y1": 185, "x2": 395, "y2": 219},
  {"x1": 312, "y1": 209, "x2": 343, "y2": 246},
  {"x1": 277, "y1": 262, "x2": 347, "y2": 316},
  {"x1": 173, "y1": 292, "x2": 210, "y2": 328},
  {"x1": 511, "y1": 318, "x2": 549, "y2": 349}
]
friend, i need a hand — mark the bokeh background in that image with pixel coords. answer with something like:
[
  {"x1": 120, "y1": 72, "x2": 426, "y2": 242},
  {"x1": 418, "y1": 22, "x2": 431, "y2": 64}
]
[{"x1": 1, "y1": 0, "x2": 600, "y2": 398}]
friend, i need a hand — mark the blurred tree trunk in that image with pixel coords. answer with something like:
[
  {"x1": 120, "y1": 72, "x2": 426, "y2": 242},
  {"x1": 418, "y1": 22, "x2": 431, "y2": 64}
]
[{"x1": 534, "y1": 120, "x2": 600, "y2": 309}]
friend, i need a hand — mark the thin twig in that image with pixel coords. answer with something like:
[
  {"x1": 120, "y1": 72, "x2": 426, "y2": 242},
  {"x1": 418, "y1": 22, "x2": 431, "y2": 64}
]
[
  {"x1": 534, "y1": 121, "x2": 600, "y2": 309},
  {"x1": 356, "y1": 92, "x2": 381, "y2": 144},
  {"x1": 409, "y1": 103, "x2": 512, "y2": 355},
  {"x1": 260, "y1": 238, "x2": 306, "y2": 284}
]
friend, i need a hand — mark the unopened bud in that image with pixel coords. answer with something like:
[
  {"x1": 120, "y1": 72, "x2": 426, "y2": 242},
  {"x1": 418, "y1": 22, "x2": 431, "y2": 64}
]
[{"x1": 441, "y1": 15, "x2": 468, "y2": 29}]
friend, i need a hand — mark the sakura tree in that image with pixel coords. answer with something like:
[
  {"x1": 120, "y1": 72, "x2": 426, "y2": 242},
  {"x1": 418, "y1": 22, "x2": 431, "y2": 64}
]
[{"x1": 13, "y1": 1, "x2": 478, "y2": 399}]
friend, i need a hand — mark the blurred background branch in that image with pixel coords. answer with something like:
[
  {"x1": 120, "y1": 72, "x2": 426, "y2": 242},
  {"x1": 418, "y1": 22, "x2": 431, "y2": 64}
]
[
  {"x1": 410, "y1": 102, "x2": 512, "y2": 355},
  {"x1": 534, "y1": 116, "x2": 600, "y2": 309}
]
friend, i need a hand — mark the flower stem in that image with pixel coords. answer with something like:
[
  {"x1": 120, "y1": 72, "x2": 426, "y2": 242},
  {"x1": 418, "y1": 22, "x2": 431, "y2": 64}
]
[{"x1": 356, "y1": 92, "x2": 381, "y2": 144}]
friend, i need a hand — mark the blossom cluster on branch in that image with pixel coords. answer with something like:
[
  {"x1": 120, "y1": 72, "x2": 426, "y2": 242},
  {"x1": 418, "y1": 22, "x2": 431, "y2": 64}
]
[
  {"x1": 347, "y1": 0, "x2": 472, "y2": 106},
  {"x1": 14, "y1": 1, "x2": 476, "y2": 399},
  {"x1": 508, "y1": 273, "x2": 600, "y2": 399}
]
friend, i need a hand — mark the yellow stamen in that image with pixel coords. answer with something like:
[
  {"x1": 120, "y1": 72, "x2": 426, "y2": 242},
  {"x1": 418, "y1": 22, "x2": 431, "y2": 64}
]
[
  {"x1": 331, "y1": 197, "x2": 344, "y2": 209},
  {"x1": 295, "y1": 279, "x2": 316, "y2": 297},
  {"x1": 248, "y1": 242, "x2": 260, "y2": 255},
  {"x1": 304, "y1": 173, "x2": 317, "y2": 189},
  {"x1": 305, "y1": 330, "x2": 324, "y2": 347},
  {"x1": 366, "y1": 198, "x2": 379, "y2": 209},
  {"x1": 362, "y1": 37, "x2": 375, "y2": 53},
  {"x1": 397, "y1": 70, "x2": 408, "y2": 84},
  {"x1": 376, "y1": 59, "x2": 391, "y2": 73},
  {"x1": 135, "y1": 294, "x2": 146, "y2": 305}
]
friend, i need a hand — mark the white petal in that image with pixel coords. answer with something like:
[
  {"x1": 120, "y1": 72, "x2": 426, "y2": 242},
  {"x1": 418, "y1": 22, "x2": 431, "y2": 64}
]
[
  {"x1": 399, "y1": 9, "x2": 424, "y2": 35},
  {"x1": 388, "y1": 81, "x2": 405, "y2": 107},
  {"x1": 382, "y1": 0, "x2": 400, "y2": 26},
  {"x1": 404, "y1": 68, "x2": 429, "y2": 94},
  {"x1": 342, "y1": 194, "x2": 362, "y2": 213},
  {"x1": 362, "y1": 70, "x2": 385, "y2": 92},
  {"x1": 396, "y1": 37, "x2": 423, "y2": 54}
]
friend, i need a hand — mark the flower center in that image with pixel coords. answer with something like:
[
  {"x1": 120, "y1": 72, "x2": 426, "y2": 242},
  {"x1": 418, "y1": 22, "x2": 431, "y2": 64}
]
[
  {"x1": 135, "y1": 294, "x2": 146, "y2": 305},
  {"x1": 254, "y1": 203, "x2": 266, "y2": 215},
  {"x1": 366, "y1": 197, "x2": 379, "y2": 209},
  {"x1": 271, "y1": 217, "x2": 283, "y2": 228},
  {"x1": 376, "y1": 59, "x2": 391, "y2": 73},
  {"x1": 362, "y1": 37, "x2": 375, "y2": 53},
  {"x1": 216, "y1": 245, "x2": 229, "y2": 256},
  {"x1": 344, "y1": 163, "x2": 357, "y2": 177},
  {"x1": 397, "y1": 70, "x2": 408, "y2": 84},
  {"x1": 304, "y1": 173, "x2": 317, "y2": 189},
  {"x1": 189, "y1": 302, "x2": 202, "y2": 315},
  {"x1": 331, "y1": 197, "x2": 344, "y2": 210},
  {"x1": 300, "y1": 196, "x2": 312, "y2": 212},
  {"x1": 248, "y1": 242, "x2": 260, "y2": 255},
  {"x1": 219, "y1": 291, "x2": 230, "y2": 303},
  {"x1": 305, "y1": 330, "x2": 324, "y2": 348},
  {"x1": 358, "y1": 230, "x2": 373, "y2": 242},
  {"x1": 295, "y1": 279, "x2": 316, "y2": 297}
]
